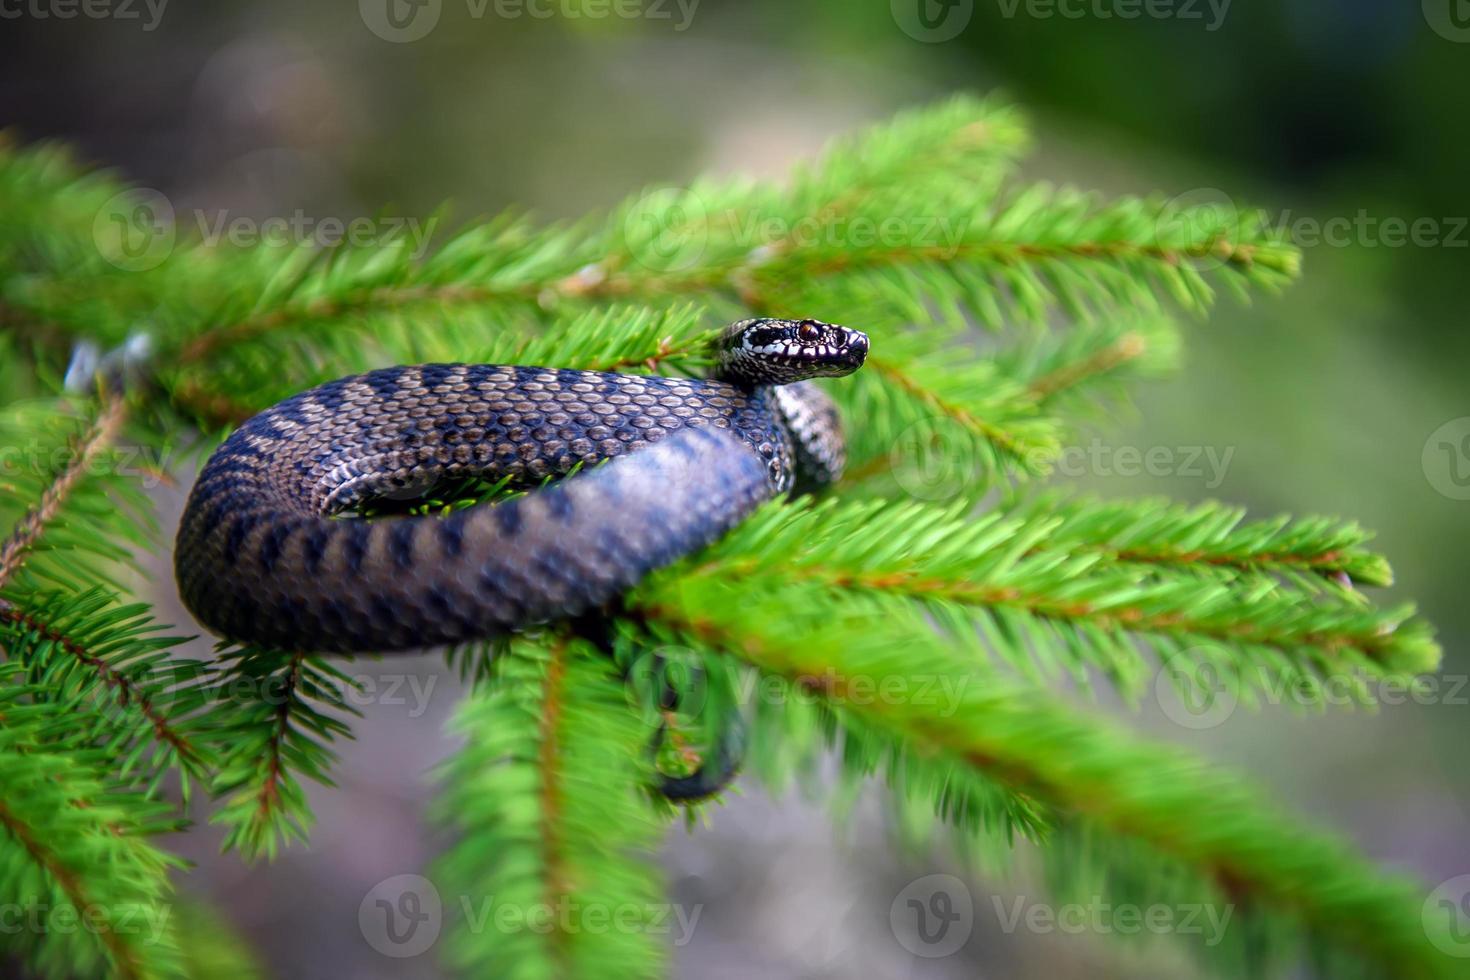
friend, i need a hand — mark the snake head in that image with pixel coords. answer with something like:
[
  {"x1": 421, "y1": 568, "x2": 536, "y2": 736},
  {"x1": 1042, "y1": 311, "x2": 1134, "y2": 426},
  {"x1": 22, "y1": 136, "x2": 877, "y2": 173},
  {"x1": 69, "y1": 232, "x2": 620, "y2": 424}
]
[{"x1": 716, "y1": 317, "x2": 869, "y2": 386}]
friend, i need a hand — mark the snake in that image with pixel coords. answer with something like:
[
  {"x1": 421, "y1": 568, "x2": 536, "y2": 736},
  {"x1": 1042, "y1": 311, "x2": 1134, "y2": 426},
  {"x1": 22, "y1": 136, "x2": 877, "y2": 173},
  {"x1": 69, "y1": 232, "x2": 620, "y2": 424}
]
[{"x1": 175, "y1": 315, "x2": 867, "y2": 652}]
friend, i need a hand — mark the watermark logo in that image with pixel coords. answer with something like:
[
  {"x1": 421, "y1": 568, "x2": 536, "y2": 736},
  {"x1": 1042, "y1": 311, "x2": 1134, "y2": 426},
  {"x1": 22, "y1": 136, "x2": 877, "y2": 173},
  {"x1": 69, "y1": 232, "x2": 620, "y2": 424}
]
[
  {"x1": 891, "y1": 0, "x2": 974, "y2": 42},
  {"x1": 1423, "y1": 874, "x2": 1470, "y2": 957},
  {"x1": 885, "y1": 419, "x2": 1235, "y2": 503},
  {"x1": 1033, "y1": 439, "x2": 1235, "y2": 489},
  {"x1": 624, "y1": 644, "x2": 710, "y2": 721},
  {"x1": 1154, "y1": 653, "x2": 1238, "y2": 730},
  {"x1": 890, "y1": 418, "x2": 987, "y2": 502},
  {"x1": 993, "y1": 0, "x2": 1231, "y2": 31},
  {"x1": 360, "y1": 0, "x2": 442, "y2": 41},
  {"x1": 619, "y1": 187, "x2": 710, "y2": 275},
  {"x1": 92, "y1": 190, "x2": 439, "y2": 271},
  {"x1": 93, "y1": 189, "x2": 175, "y2": 272},
  {"x1": 889, "y1": 874, "x2": 974, "y2": 958},
  {"x1": 0, "y1": 0, "x2": 169, "y2": 31},
  {"x1": 1158, "y1": 188, "x2": 1468, "y2": 254},
  {"x1": 1423, "y1": 417, "x2": 1470, "y2": 501},
  {"x1": 993, "y1": 895, "x2": 1234, "y2": 945},
  {"x1": 614, "y1": 191, "x2": 968, "y2": 280},
  {"x1": 1155, "y1": 187, "x2": 1241, "y2": 273},
  {"x1": 359, "y1": 874, "x2": 443, "y2": 958},
  {"x1": 361, "y1": 0, "x2": 698, "y2": 41},
  {"x1": 1423, "y1": 0, "x2": 1470, "y2": 42},
  {"x1": 1156, "y1": 664, "x2": 1470, "y2": 728},
  {"x1": 0, "y1": 900, "x2": 173, "y2": 944},
  {"x1": 462, "y1": 897, "x2": 703, "y2": 942}
]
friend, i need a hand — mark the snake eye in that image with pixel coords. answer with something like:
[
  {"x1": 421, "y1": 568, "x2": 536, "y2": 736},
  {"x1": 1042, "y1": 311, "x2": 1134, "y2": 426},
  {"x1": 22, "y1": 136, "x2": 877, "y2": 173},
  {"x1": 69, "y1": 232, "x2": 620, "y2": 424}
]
[{"x1": 797, "y1": 321, "x2": 822, "y2": 343}]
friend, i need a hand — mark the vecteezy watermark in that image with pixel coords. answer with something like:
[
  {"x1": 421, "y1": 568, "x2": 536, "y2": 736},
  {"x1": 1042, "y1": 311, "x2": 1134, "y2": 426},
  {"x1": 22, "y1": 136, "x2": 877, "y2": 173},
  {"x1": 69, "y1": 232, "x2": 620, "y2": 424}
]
[
  {"x1": 215, "y1": 670, "x2": 440, "y2": 717},
  {"x1": 1040, "y1": 440, "x2": 1234, "y2": 489},
  {"x1": 0, "y1": 437, "x2": 173, "y2": 491},
  {"x1": 1423, "y1": 417, "x2": 1470, "y2": 501},
  {"x1": 618, "y1": 187, "x2": 712, "y2": 275},
  {"x1": 614, "y1": 186, "x2": 971, "y2": 276},
  {"x1": 191, "y1": 210, "x2": 438, "y2": 257},
  {"x1": 458, "y1": 895, "x2": 702, "y2": 945},
  {"x1": 992, "y1": 895, "x2": 1235, "y2": 946},
  {"x1": 891, "y1": 0, "x2": 975, "y2": 42},
  {"x1": 1268, "y1": 210, "x2": 1468, "y2": 250},
  {"x1": 1422, "y1": 0, "x2": 1470, "y2": 42},
  {"x1": 93, "y1": 190, "x2": 176, "y2": 272},
  {"x1": 358, "y1": 875, "x2": 703, "y2": 958},
  {"x1": 92, "y1": 189, "x2": 438, "y2": 272},
  {"x1": 1156, "y1": 188, "x2": 1468, "y2": 266},
  {"x1": 994, "y1": 0, "x2": 1231, "y2": 31},
  {"x1": 1154, "y1": 650, "x2": 1470, "y2": 731},
  {"x1": 0, "y1": 0, "x2": 168, "y2": 31},
  {"x1": 1424, "y1": 875, "x2": 1470, "y2": 958},
  {"x1": 623, "y1": 647, "x2": 973, "y2": 721},
  {"x1": 0, "y1": 901, "x2": 172, "y2": 946},
  {"x1": 889, "y1": 874, "x2": 974, "y2": 958},
  {"x1": 359, "y1": 0, "x2": 698, "y2": 43},
  {"x1": 887, "y1": 420, "x2": 1236, "y2": 502},
  {"x1": 1154, "y1": 654, "x2": 1238, "y2": 730},
  {"x1": 74, "y1": 665, "x2": 442, "y2": 738},
  {"x1": 360, "y1": 875, "x2": 443, "y2": 958},
  {"x1": 741, "y1": 668, "x2": 971, "y2": 718}
]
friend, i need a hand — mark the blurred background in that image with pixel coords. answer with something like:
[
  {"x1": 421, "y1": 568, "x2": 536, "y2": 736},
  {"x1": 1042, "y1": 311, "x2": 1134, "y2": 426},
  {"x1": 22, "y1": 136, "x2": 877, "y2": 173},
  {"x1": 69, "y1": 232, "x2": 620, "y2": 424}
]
[{"x1": 2, "y1": 1, "x2": 1468, "y2": 976}]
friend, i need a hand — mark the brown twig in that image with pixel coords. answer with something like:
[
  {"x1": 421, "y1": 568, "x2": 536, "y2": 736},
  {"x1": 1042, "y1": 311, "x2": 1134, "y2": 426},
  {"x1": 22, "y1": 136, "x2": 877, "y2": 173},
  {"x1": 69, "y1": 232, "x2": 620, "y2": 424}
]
[
  {"x1": 254, "y1": 652, "x2": 305, "y2": 821},
  {"x1": 0, "y1": 796, "x2": 144, "y2": 980},
  {"x1": 536, "y1": 638, "x2": 572, "y2": 962},
  {"x1": 1028, "y1": 331, "x2": 1148, "y2": 401},
  {"x1": 0, "y1": 605, "x2": 201, "y2": 766},
  {"x1": 0, "y1": 393, "x2": 127, "y2": 591}
]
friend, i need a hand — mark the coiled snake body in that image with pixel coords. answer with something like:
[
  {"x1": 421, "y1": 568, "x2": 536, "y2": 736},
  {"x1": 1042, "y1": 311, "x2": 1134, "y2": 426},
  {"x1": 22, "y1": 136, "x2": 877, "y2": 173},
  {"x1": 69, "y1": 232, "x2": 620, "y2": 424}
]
[{"x1": 174, "y1": 318, "x2": 868, "y2": 654}]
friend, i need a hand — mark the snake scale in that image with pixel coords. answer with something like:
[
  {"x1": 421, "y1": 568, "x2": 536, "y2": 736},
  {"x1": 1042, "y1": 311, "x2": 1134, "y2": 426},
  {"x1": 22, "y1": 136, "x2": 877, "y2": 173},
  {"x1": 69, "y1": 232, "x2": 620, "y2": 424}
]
[{"x1": 174, "y1": 318, "x2": 869, "y2": 655}]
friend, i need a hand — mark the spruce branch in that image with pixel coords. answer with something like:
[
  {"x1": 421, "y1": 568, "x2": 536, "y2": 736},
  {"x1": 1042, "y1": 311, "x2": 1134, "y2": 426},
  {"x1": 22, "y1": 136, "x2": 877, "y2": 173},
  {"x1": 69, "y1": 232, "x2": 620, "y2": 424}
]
[
  {"x1": 434, "y1": 635, "x2": 667, "y2": 979},
  {"x1": 207, "y1": 648, "x2": 359, "y2": 860},
  {"x1": 649, "y1": 498, "x2": 1435, "y2": 704},
  {"x1": 0, "y1": 390, "x2": 208, "y2": 795},
  {"x1": 0, "y1": 391, "x2": 125, "y2": 589},
  {"x1": 2, "y1": 96, "x2": 1291, "y2": 439},
  {"x1": 1009, "y1": 315, "x2": 1181, "y2": 410},
  {"x1": 0, "y1": 393, "x2": 153, "y2": 596},
  {"x1": 0, "y1": 96, "x2": 1444, "y2": 980},
  {"x1": 1017, "y1": 495, "x2": 1392, "y2": 594},
  {"x1": 0, "y1": 589, "x2": 212, "y2": 791},
  {"x1": 0, "y1": 668, "x2": 184, "y2": 980},
  {"x1": 628, "y1": 590, "x2": 1449, "y2": 979}
]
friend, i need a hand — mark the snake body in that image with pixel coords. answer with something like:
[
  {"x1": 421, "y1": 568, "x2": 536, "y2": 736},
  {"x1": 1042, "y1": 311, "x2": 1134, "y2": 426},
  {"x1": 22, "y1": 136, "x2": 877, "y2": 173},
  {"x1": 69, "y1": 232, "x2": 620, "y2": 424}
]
[{"x1": 174, "y1": 318, "x2": 868, "y2": 654}]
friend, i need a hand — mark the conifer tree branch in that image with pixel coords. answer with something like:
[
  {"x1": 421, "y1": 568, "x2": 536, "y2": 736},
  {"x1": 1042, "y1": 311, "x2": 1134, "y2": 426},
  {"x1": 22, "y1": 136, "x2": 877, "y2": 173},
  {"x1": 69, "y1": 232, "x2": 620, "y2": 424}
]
[
  {"x1": 661, "y1": 499, "x2": 1435, "y2": 700},
  {"x1": 0, "y1": 601, "x2": 203, "y2": 772},
  {"x1": 814, "y1": 566, "x2": 1400, "y2": 659},
  {"x1": 0, "y1": 794, "x2": 148, "y2": 980},
  {"x1": 865, "y1": 355, "x2": 1038, "y2": 465},
  {"x1": 1019, "y1": 496, "x2": 1392, "y2": 590},
  {"x1": 629, "y1": 595, "x2": 1450, "y2": 979},
  {"x1": 0, "y1": 392, "x2": 125, "y2": 590},
  {"x1": 208, "y1": 649, "x2": 358, "y2": 860},
  {"x1": 535, "y1": 637, "x2": 573, "y2": 937},
  {"x1": 174, "y1": 282, "x2": 535, "y2": 364},
  {"x1": 434, "y1": 636, "x2": 666, "y2": 978},
  {"x1": 0, "y1": 95, "x2": 1441, "y2": 980},
  {"x1": 0, "y1": 396, "x2": 157, "y2": 598},
  {"x1": 0, "y1": 672, "x2": 185, "y2": 979},
  {"x1": 1026, "y1": 329, "x2": 1150, "y2": 400},
  {"x1": 258, "y1": 651, "x2": 302, "y2": 818}
]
